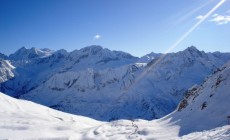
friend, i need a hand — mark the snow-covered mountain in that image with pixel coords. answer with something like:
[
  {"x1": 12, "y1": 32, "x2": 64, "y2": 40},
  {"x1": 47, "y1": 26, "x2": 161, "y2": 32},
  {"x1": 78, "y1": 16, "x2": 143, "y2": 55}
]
[
  {"x1": 64, "y1": 45, "x2": 138, "y2": 71},
  {"x1": 173, "y1": 60, "x2": 230, "y2": 135},
  {"x1": 9, "y1": 46, "x2": 53, "y2": 60},
  {"x1": 101, "y1": 46, "x2": 230, "y2": 120},
  {"x1": 0, "y1": 46, "x2": 230, "y2": 139},
  {"x1": 4, "y1": 46, "x2": 228, "y2": 121},
  {"x1": 137, "y1": 52, "x2": 162, "y2": 63},
  {"x1": 0, "y1": 52, "x2": 8, "y2": 60},
  {"x1": 1, "y1": 45, "x2": 138, "y2": 97},
  {"x1": 0, "y1": 59, "x2": 15, "y2": 83}
]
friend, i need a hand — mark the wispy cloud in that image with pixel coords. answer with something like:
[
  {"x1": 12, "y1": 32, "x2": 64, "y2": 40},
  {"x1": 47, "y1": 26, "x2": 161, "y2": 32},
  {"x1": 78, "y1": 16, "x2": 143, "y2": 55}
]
[
  {"x1": 172, "y1": 0, "x2": 214, "y2": 25},
  {"x1": 209, "y1": 13, "x2": 230, "y2": 25},
  {"x1": 93, "y1": 34, "x2": 101, "y2": 40},
  {"x1": 195, "y1": 9, "x2": 230, "y2": 25}
]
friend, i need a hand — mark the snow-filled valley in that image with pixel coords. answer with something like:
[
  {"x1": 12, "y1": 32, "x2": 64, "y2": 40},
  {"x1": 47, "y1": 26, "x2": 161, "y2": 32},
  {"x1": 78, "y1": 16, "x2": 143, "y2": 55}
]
[
  {"x1": 1, "y1": 91, "x2": 229, "y2": 140},
  {"x1": 0, "y1": 45, "x2": 230, "y2": 139}
]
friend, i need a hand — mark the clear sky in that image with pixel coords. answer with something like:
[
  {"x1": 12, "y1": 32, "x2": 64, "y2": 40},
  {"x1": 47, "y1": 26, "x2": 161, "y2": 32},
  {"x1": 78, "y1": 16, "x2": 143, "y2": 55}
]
[{"x1": 0, "y1": 0, "x2": 230, "y2": 57}]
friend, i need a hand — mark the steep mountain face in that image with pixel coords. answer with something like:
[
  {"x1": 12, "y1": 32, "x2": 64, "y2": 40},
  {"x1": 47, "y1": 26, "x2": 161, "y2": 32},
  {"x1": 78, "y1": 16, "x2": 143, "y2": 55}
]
[
  {"x1": 9, "y1": 47, "x2": 53, "y2": 60},
  {"x1": 171, "y1": 60, "x2": 230, "y2": 135},
  {"x1": 15, "y1": 46, "x2": 230, "y2": 121},
  {"x1": 0, "y1": 59, "x2": 15, "y2": 83}
]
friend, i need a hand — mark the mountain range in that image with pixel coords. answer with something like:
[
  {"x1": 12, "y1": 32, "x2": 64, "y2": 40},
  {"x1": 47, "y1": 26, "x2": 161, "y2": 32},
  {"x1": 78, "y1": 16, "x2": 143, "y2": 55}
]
[
  {"x1": 0, "y1": 45, "x2": 229, "y2": 139},
  {"x1": 0, "y1": 45, "x2": 230, "y2": 122}
]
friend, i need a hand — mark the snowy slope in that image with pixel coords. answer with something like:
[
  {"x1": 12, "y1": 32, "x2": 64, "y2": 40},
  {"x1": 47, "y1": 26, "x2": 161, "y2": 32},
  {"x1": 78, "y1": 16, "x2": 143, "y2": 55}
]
[
  {"x1": 169, "y1": 60, "x2": 230, "y2": 135},
  {"x1": 0, "y1": 92, "x2": 101, "y2": 140},
  {"x1": 16, "y1": 46, "x2": 230, "y2": 121},
  {"x1": 0, "y1": 59, "x2": 15, "y2": 83},
  {"x1": 1, "y1": 91, "x2": 229, "y2": 140},
  {"x1": 1, "y1": 59, "x2": 230, "y2": 140},
  {"x1": 81, "y1": 119, "x2": 229, "y2": 140},
  {"x1": 172, "y1": 126, "x2": 230, "y2": 140}
]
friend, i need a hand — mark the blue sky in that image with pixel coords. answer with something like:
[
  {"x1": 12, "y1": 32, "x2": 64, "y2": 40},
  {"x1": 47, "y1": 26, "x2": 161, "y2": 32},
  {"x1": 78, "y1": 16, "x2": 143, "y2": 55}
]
[{"x1": 0, "y1": 0, "x2": 230, "y2": 57}]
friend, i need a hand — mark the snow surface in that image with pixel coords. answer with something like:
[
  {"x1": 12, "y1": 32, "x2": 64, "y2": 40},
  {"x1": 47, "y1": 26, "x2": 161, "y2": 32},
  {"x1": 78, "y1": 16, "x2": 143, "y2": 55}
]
[
  {"x1": 167, "y1": 60, "x2": 230, "y2": 135},
  {"x1": 0, "y1": 92, "x2": 101, "y2": 140},
  {"x1": 0, "y1": 91, "x2": 229, "y2": 140},
  {"x1": 172, "y1": 125, "x2": 230, "y2": 140}
]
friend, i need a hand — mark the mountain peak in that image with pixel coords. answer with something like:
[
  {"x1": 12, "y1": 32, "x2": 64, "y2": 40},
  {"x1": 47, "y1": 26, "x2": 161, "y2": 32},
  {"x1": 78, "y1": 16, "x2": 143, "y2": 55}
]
[
  {"x1": 53, "y1": 49, "x2": 68, "y2": 57},
  {"x1": 185, "y1": 46, "x2": 199, "y2": 52},
  {"x1": 0, "y1": 53, "x2": 8, "y2": 60},
  {"x1": 80, "y1": 45, "x2": 103, "y2": 54},
  {"x1": 9, "y1": 47, "x2": 53, "y2": 60},
  {"x1": 83, "y1": 45, "x2": 103, "y2": 50},
  {"x1": 71, "y1": 45, "x2": 137, "y2": 60},
  {"x1": 17, "y1": 46, "x2": 27, "y2": 51},
  {"x1": 138, "y1": 52, "x2": 162, "y2": 63},
  {"x1": 182, "y1": 46, "x2": 205, "y2": 58}
]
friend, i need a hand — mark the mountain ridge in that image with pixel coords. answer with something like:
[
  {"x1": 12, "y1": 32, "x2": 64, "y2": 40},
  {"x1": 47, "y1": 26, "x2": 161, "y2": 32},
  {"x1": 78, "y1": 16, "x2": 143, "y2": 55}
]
[{"x1": 0, "y1": 45, "x2": 229, "y2": 121}]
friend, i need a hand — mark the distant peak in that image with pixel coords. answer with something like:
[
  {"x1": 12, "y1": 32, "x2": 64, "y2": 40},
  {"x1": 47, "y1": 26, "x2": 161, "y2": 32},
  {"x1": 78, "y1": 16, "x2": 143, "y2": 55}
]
[
  {"x1": 31, "y1": 47, "x2": 38, "y2": 53},
  {"x1": 186, "y1": 46, "x2": 199, "y2": 51},
  {"x1": 183, "y1": 46, "x2": 201, "y2": 54},
  {"x1": 0, "y1": 52, "x2": 8, "y2": 59},
  {"x1": 81, "y1": 45, "x2": 103, "y2": 51},
  {"x1": 80, "y1": 45, "x2": 103, "y2": 55},
  {"x1": 182, "y1": 46, "x2": 206, "y2": 58},
  {"x1": 10, "y1": 46, "x2": 53, "y2": 60},
  {"x1": 54, "y1": 49, "x2": 68, "y2": 56},
  {"x1": 18, "y1": 46, "x2": 27, "y2": 51}
]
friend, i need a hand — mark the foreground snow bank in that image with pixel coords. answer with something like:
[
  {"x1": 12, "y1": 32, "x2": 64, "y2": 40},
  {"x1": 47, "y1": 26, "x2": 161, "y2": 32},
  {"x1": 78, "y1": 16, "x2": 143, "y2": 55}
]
[
  {"x1": 0, "y1": 92, "x2": 229, "y2": 140},
  {"x1": 0, "y1": 92, "x2": 101, "y2": 140}
]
